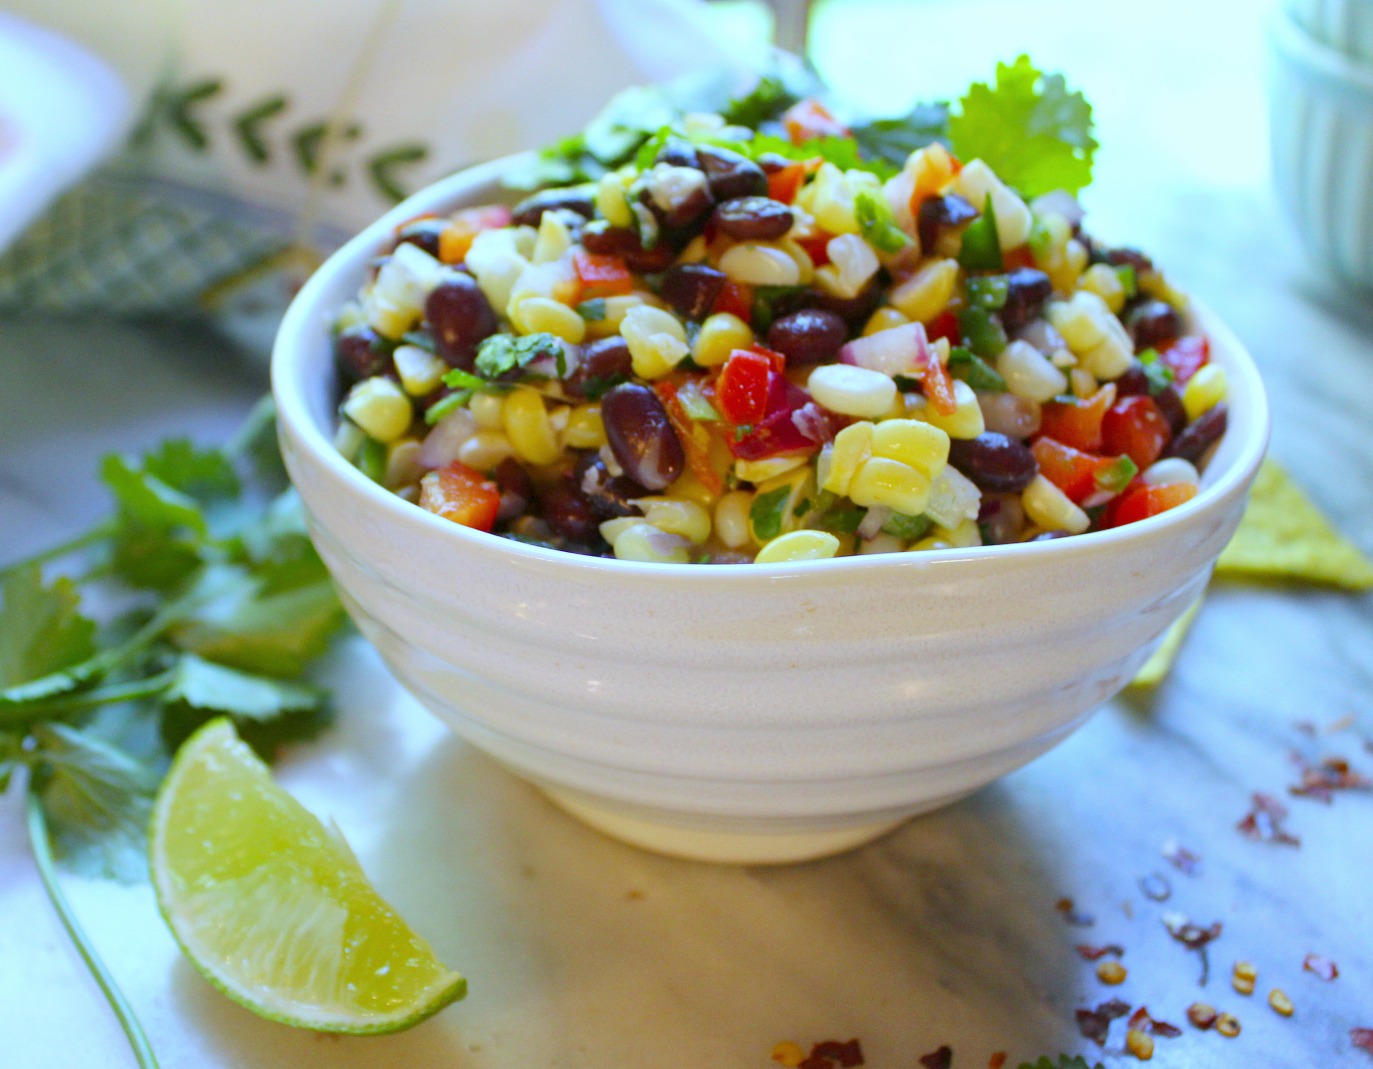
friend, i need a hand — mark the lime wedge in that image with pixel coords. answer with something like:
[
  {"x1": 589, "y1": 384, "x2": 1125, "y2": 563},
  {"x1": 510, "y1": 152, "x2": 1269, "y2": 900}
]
[{"x1": 149, "y1": 719, "x2": 465, "y2": 1033}]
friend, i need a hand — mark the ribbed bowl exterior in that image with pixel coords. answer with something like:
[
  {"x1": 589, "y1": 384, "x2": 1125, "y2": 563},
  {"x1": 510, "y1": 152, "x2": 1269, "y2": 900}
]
[
  {"x1": 273, "y1": 159, "x2": 1269, "y2": 859},
  {"x1": 1270, "y1": 10, "x2": 1373, "y2": 291},
  {"x1": 1285, "y1": 0, "x2": 1373, "y2": 62}
]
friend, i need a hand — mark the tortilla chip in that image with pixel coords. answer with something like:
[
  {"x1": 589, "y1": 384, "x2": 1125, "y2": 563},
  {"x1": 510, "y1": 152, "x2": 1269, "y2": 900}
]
[
  {"x1": 1131, "y1": 598, "x2": 1202, "y2": 688},
  {"x1": 1216, "y1": 460, "x2": 1373, "y2": 590}
]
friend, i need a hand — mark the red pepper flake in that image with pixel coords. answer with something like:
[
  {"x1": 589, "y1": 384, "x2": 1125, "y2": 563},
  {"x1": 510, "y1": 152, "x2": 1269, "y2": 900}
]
[
  {"x1": 918, "y1": 1045, "x2": 952, "y2": 1069},
  {"x1": 1353, "y1": 1028, "x2": 1373, "y2": 1057},
  {"x1": 1163, "y1": 913, "x2": 1223, "y2": 985},
  {"x1": 802, "y1": 1039, "x2": 864, "y2": 1068},
  {"x1": 1138, "y1": 873, "x2": 1172, "y2": 902},
  {"x1": 1128, "y1": 1006, "x2": 1183, "y2": 1038},
  {"x1": 1056, "y1": 897, "x2": 1096, "y2": 927},
  {"x1": 1075, "y1": 998, "x2": 1131, "y2": 1046},
  {"x1": 1290, "y1": 756, "x2": 1372, "y2": 803},
  {"x1": 1160, "y1": 840, "x2": 1201, "y2": 875},
  {"x1": 1076, "y1": 943, "x2": 1125, "y2": 961},
  {"x1": 1325, "y1": 714, "x2": 1356, "y2": 734},
  {"x1": 1304, "y1": 953, "x2": 1339, "y2": 981},
  {"x1": 988, "y1": 1054, "x2": 1007, "y2": 1069},
  {"x1": 1237, "y1": 792, "x2": 1301, "y2": 846}
]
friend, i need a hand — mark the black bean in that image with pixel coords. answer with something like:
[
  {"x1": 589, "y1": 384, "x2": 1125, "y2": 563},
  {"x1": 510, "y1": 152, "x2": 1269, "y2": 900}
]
[
  {"x1": 599, "y1": 383, "x2": 684, "y2": 491},
  {"x1": 1154, "y1": 384, "x2": 1188, "y2": 436},
  {"x1": 493, "y1": 457, "x2": 535, "y2": 523},
  {"x1": 1114, "y1": 363, "x2": 1151, "y2": 397},
  {"x1": 395, "y1": 218, "x2": 446, "y2": 258},
  {"x1": 654, "y1": 137, "x2": 700, "y2": 170},
  {"x1": 766, "y1": 309, "x2": 848, "y2": 365},
  {"x1": 537, "y1": 478, "x2": 602, "y2": 544},
  {"x1": 1105, "y1": 246, "x2": 1154, "y2": 275},
  {"x1": 801, "y1": 281, "x2": 883, "y2": 327},
  {"x1": 696, "y1": 145, "x2": 768, "y2": 201},
  {"x1": 335, "y1": 326, "x2": 390, "y2": 383},
  {"x1": 712, "y1": 196, "x2": 793, "y2": 241},
  {"x1": 511, "y1": 186, "x2": 596, "y2": 228},
  {"x1": 424, "y1": 274, "x2": 498, "y2": 369},
  {"x1": 580, "y1": 220, "x2": 675, "y2": 273},
  {"x1": 564, "y1": 337, "x2": 634, "y2": 400},
  {"x1": 1166, "y1": 403, "x2": 1227, "y2": 465},
  {"x1": 660, "y1": 264, "x2": 726, "y2": 320},
  {"x1": 1127, "y1": 299, "x2": 1182, "y2": 350},
  {"x1": 948, "y1": 432, "x2": 1038, "y2": 492},
  {"x1": 917, "y1": 193, "x2": 978, "y2": 251},
  {"x1": 999, "y1": 268, "x2": 1053, "y2": 333},
  {"x1": 641, "y1": 169, "x2": 714, "y2": 232},
  {"x1": 573, "y1": 451, "x2": 647, "y2": 518},
  {"x1": 754, "y1": 152, "x2": 793, "y2": 175}
]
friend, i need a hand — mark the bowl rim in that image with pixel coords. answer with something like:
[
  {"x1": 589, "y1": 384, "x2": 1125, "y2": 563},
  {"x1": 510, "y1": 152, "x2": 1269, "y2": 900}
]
[
  {"x1": 272, "y1": 157, "x2": 1271, "y2": 582},
  {"x1": 1271, "y1": 6, "x2": 1373, "y2": 95}
]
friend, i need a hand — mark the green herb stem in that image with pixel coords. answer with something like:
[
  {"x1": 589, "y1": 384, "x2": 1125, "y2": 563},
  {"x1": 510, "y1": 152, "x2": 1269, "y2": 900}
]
[
  {"x1": 0, "y1": 670, "x2": 175, "y2": 728},
  {"x1": 25, "y1": 787, "x2": 160, "y2": 1069},
  {"x1": 0, "y1": 520, "x2": 116, "y2": 581}
]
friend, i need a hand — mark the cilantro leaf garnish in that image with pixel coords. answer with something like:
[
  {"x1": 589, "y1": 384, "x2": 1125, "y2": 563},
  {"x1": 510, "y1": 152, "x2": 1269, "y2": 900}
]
[
  {"x1": 0, "y1": 566, "x2": 97, "y2": 690},
  {"x1": 473, "y1": 332, "x2": 567, "y2": 379},
  {"x1": 720, "y1": 74, "x2": 801, "y2": 128},
  {"x1": 949, "y1": 55, "x2": 1097, "y2": 198},
  {"x1": 850, "y1": 101, "x2": 950, "y2": 168}
]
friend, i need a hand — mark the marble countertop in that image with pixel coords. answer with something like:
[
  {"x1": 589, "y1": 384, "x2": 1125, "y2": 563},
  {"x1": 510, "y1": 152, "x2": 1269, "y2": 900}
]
[{"x1": 2, "y1": 0, "x2": 1372, "y2": 1065}]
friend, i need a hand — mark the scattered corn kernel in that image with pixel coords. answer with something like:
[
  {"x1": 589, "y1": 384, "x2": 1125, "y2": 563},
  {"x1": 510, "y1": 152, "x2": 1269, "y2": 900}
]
[
  {"x1": 595, "y1": 172, "x2": 634, "y2": 228},
  {"x1": 1186, "y1": 1002, "x2": 1218, "y2": 1030},
  {"x1": 889, "y1": 258, "x2": 959, "y2": 323},
  {"x1": 922, "y1": 379, "x2": 986, "y2": 439},
  {"x1": 1233, "y1": 960, "x2": 1257, "y2": 995},
  {"x1": 997, "y1": 340, "x2": 1068, "y2": 403},
  {"x1": 808, "y1": 364, "x2": 897, "y2": 419},
  {"x1": 383, "y1": 437, "x2": 424, "y2": 490},
  {"x1": 502, "y1": 389, "x2": 561, "y2": 466},
  {"x1": 457, "y1": 429, "x2": 515, "y2": 470},
  {"x1": 719, "y1": 243, "x2": 802, "y2": 286},
  {"x1": 848, "y1": 456, "x2": 932, "y2": 515},
  {"x1": 714, "y1": 491, "x2": 755, "y2": 549},
  {"x1": 1070, "y1": 367, "x2": 1098, "y2": 399},
  {"x1": 636, "y1": 497, "x2": 712, "y2": 544},
  {"x1": 516, "y1": 296, "x2": 586, "y2": 343},
  {"x1": 954, "y1": 159, "x2": 1032, "y2": 249},
  {"x1": 771, "y1": 1041, "x2": 806, "y2": 1067},
  {"x1": 1125, "y1": 1029, "x2": 1154, "y2": 1061},
  {"x1": 735, "y1": 455, "x2": 809, "y2": 484},
  {"x1": 863, "y1": 306, "x2": 911, "y2": 336},
  {"x1": 1096, "y1": 960, "x2": 1127, "y2": 985},
  {"x1": 1023, "y1": 474, "x2": 1091, "y2": 534},
  {"x1": 755, "y1": 529, "x2": 841, "y2": 564},
  {"x1": 621, "y1": 305, "x2": 689, "y2": 379},
  {"x1": 610, "y1": 522, "x2": 691, "y2": 563},
  {"x1": 820, "y1": 421, "x2": 876, "y2": 494},
  {"x1": 563, "y1": 404, "x2": 606, "y2": 449},
  {"x1": 1183, "y1": 364, "x2": 1227, "y2": 420},
  {"x1": 871, "y1": 418, "x2": 950, "y2": 476},
  {"x1": 1216, "y1": 1013, "x2": 1241, "y2": 1038},
  {"x1": 693, "y1": 312, "x2": 753, "y2": 367},
  {"x1": 342, "y1": 377, "x2": 412, "y2": 443},
  {"x1": 469, "y1": 391, "x2": 505, "y2": 429},
  {"x1": 1268, "y1": 988, "x2": 1294, "y2": 1017},
  {"x1": 532, "y1": 210, "x2": 573, "y2": 264},
  {"x1": 1081, "y1": 262, "x2": 1128, "y2": 313},
  {"x1": 392, "y1": 343, "x2": 448, "y2": 396}
]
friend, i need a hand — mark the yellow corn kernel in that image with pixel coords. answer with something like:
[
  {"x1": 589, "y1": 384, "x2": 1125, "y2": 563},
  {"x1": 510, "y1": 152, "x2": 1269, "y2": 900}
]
[
  {"x1": 777, "y1": 237, "x2": 816, "y2": 284},
  {"x1": 621, "y1": 305, "x2": 689, "y2": 379},
  {"x1": 457, "y1": 429, "x2": 515, "y2": 471},
  {"x1": 719, "y1": 243, "x2": 802, "y2": 286},
  {"x1": 922, "y1": 380, "x2": 985, "y2": 439},
  {"x1": 1080, "y1": 262, "x2": 1127, "y2": 313},
  {"x1": 610, "y1": 521, "x2": 691, "y2": 563},
  {"x1": 807, "y1": 162, "x2": 860, "y2": 235},
  {"x1": 365, "y1": 293, "x2": 418, "y2": 340},
  {"x1": 383, "y1": 437, "x2": 424, "y2": 490},
  {"x1": 334, "y1": 300, "x2": 366, "y2": 332},
  {"x1": 563, "y1": 404, "x2": 606, "y2": 449},
  {"x1": 516, "y1": 296, "x2": 586, "y2": 343},
  {"x1": 665, "y1": 468, "x2": 719, "y2": 509},
  {"x1": 637, "y1": 497, "x2": 712, "y2": 544},
  {"x1": 888, "y1": 258, "x2": 959, "y2": 323},
  {"x1": 1023, "y1": 474, "x2": 1090, "y2": 534},
  {"x1": 1070, "y1": 367, "x2": 1098, "y2": 399},
  {"x1": 1031, "y1": 212, "x2": 1073, "y2": 267},
  {"x1": 693, "y1": 313, "x2": 753, "y2": 367},
  {"x1": 714, "y1": 490, "x2": 755, "y2": 549},
  {"x1": 735, "y1": 454, "x2": 809, "y2": 484},
  {"x1": 502, "y1": 389, "x2": 561, "y2": 466},
  {"x1": 595, "y1": 172, "x2": 634, "y2": 228},
  {"x1": 342, "y1": 377, "x2": 412, "y2": 443},
  {"x1": 771, "y1": 1041, "x2": 807, "y2": 1068},
  {"x1": 675, "y1": 234, "x2": 709, "y2": 266},
  {"x1": 1139, "y1": 269, "x2": 1190, "y2": 309},
  {"x1": 862, "y1": 306, "x2": 910, "y2": 336},
  {"x1": 1182, "y1": 364, "x2": 1227, "y2": 420},
  {"x1": 820, "y1": 421, "x2": 875, "y2": 495},
  {"x1": 848, "y1": 456, "x2": 932, "y2": 515},
  {"x1": 598, "y1": 517, "x2": 640, "y2": 544},
  {"x1": 470, "y1": 392, "x2": 505, "y2": 430},
  {"x1": 1052, "y1": 238, "x2": 1089, "y2": 292},
  {"x1": 909, "y1": 518, "x2": 982, "y2": 552},
  {"x1": 392, "y1": 344, "x2": 448, "y2": 396},
  {"x1": 755, "y1": 529, "x2": 841, "y2": 564},
  {"x1": 532, "y1": 211, "x2": 574, "y2": 264},
  {"x1": 871, "y1": 418, "x2": 950, "y2": 476},
  {"x1": 583, "y1": 294, "x2": 644, "y2": 339}
]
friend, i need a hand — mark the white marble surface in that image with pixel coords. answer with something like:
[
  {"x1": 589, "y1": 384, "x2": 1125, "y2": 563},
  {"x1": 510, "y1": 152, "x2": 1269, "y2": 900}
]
[{"x1": 3, "y1": 0, "x2": 1373, "y2": 1065}]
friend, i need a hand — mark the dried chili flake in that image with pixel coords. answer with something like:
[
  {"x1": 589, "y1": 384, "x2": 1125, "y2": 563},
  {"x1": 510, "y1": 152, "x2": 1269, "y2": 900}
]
[
  {"x1": 1303, "y1": 953, "x2": 1339, "y2": 981},
  {"x1": 1128, "y1": 1006, "x2": 1182, "y2": 1038},
  {"x1": 1160, "y1": 840, "x2": 1201, "y2": 875},
  {"x1": 988, "y1": 1053, "x2": 1007, "y2": 1069},
  {"x1": 918, "y1": 1046, "x2": 952, "y2": 1069},
  {"x1": 1075, "y1": 999, "x2": 1131, "y2": 1046},
  {"x1": 1138, "y1": 873, "x2": 1171, "y2": 902},
  {"x1": 1056, "y1": 897, "x2": 1095, "y2": 927},
  {"x1": 1163, "y1": 912, "x2": 1223, "y2": 985},
  {"x1": 1237, "y1": 792, "x2": 1301, "y2": 846},
  {"x1": 1076, "y1": 943, "x2": 1125, "y2": 961},
  {"x1": 806, "y1": 1039, "x2": 864, "y2": 1068},
  {"x1": 1290, "y1": 756, "x2": 1372, "y2": 803},
  {"x1": 1353, "y1": 1028, "x2": 1373, "y2": 1056}
]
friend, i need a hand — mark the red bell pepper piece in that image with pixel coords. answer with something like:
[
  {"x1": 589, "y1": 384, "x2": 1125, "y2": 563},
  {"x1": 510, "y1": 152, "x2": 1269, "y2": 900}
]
[
  {"x1": 1031, "y1": 437, "x2": 1135, "y2": 505},
  {"x1": 716, "y1": 350, "x2": 772, "y2": 425},
  {"x1": 767, "y1": 161, "x2": 808, "y2": 205},
  {"x1": 572, "y1": 249, "x2": 633, "y2": 301},
  {"x1": 1037, "y1": 384, "x2": 1117, "y2": 453},
  {"x1": 418, "y1": 461, "x2": 500, "y2": 532},
  {"x1": 726, "y1": 373, "x2": 818, "y2": 460},
  {"x1": 1101, "y1": 395, "x2": 1173, "y2": 470},
  {"x1": 1104, "y1": 481, "x2": 1198, "y2": 528},
  {"x1": 654, "y1": 382, "x2": 723, "y2": 496},
  {"x1": 922, "y1": 357, "x2": 958, "y2": 417},
  {"x1": 712, "y1": 280, "x2": 754, "y2": 321}
]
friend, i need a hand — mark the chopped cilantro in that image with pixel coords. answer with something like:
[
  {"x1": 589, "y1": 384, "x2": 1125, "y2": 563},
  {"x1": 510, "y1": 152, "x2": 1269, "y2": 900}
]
[
  {"x1": 720, "y1": 75, "x2": 801, "y2": 128},
  {"x1": 948, "y1": 345, "x2": 1008, "y2": 391},
  {"x1": 1138, "y1": 348, "x2": 1175, "y2": 395},
  {"x1": 850, "y1": 102, "x2": 950, "y2": 169},
  {"x1": 473, "y1": 332, "x2": 566, "y2": 379},
  {"x1": 749, "y1": 485, "x2": 792, "y2": 541},
  {"x1": 958, "y1": 195, "x2": 1003, "y2": 271},
  {"x1": 855, "y1": 190, "x2": 911, "y2": 254},
  {"x1": 949, "y1": 55, "x2": 1097, "y2": 198},
  {"x1": 576, "y1": 298, "x2": 607, "y2": 322}
]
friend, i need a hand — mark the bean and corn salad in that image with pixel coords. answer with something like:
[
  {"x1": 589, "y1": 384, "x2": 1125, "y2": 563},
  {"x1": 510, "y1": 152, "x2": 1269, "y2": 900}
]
[{"x1": 331, "y1": 87, "x2": 1228, "y2": 565}]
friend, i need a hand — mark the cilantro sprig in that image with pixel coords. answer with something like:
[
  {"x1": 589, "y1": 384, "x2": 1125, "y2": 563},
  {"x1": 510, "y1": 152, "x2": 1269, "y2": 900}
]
[{"x1": 0, "y1": 397, "x2": 346, "y2": 1069}]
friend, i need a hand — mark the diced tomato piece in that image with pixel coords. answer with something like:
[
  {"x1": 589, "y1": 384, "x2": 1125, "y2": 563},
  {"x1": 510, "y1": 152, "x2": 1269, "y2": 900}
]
[
  {"x1": 1158, "y1": 335, "x2": 1209, "y2": 385},
  {"x1": 716, "y1": 350, "x2": 772, "y2": 425},
  {"x1": 1037, "y1": 384, "x2": 1118, "y2": 453},
  {"x1": 572, "y1": 249, "x2": 633, "y2": 301},
  {"x1": 781, "y1": 98, "x2": 850, "y2": 144},
  {"x1": 1101, "y1": 395, "x2": 1173, "y2": 470},
  {"x1": 922, "y1": 357, "x2": 958, "y2": 416},
  {"x1": 795, "y1": 233, "x2": 833, "y2": 267},
  {"x1": 437, "y1": 205, "x2": 513, "y2": 264},
  {"x1": 1002, "y1": 245, "x2": 1036, "y2": 270},
  {"x1": 726, "y1": 373, "x2": 817, "y2": 460},
  {"x1": 927, "y1": 310, "x2": 961, "y2": 346},
  {"x1": 654, "y1": 382, "x2": 723, "y2": 496},
  {"x1": 712, "y1": 280, "x2": 754, "y2": 320},
  {"x1": 1032, "y1": 437, "x2": 1136, "y2": 504},
  {"x1": 1104, "y1": 482, "x2": 1198, "y2": 528},
  {"x1": 767, "y1": 161, "x2": 808, "y2": 205},
  {"x1": 419, "y1": 461, "x2": 500, "y2": 532},
  {"x1": 749, "y1": 344, "x2": 788, "y2": 372}
]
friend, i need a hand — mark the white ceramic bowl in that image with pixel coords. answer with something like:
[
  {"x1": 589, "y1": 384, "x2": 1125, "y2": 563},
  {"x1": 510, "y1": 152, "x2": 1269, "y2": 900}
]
[
  {"x1": 1270, "y1": 9, "x2": 1373, "y2": 292},
  {"x1": 1284, "y1": 0, "x2": 1373, "y2": 62},
  {"x1": 272, "y1": 158, "x2": 1270, "y2": 864}
]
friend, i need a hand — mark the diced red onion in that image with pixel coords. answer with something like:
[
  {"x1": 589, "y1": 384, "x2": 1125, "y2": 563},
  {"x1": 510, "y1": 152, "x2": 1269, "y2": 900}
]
[
  {"x1": 1015, "y1": 318, "x2": 1067, "y2": 355},
  {"x1": 418, "y1": 407, "x2": 477, "y2": 468},
  {"x1": 791, "y1": 401, "x2": 837, "y2": 444},
  {"x1": 838, "y1": 322, "x2": 930, "y2": 378},
  {"x1": 977, "y1": 391, "x2": 1042, "y2": 438},
  {"x1": 857, "y1": 505, "x2": 890, "y2": 541}
]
